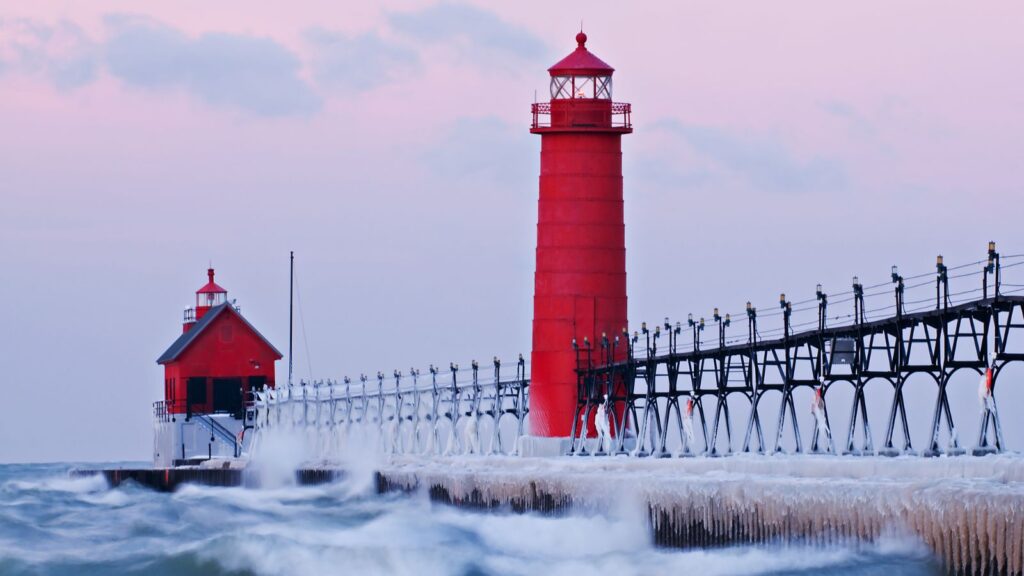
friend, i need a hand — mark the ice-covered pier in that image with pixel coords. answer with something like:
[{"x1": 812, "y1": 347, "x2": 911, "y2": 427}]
[
  {"x1": 376, "y1": 454, "x2": 1024, "y2": 576},
  {"x1": 81, "y1": 447, "x2": 1024, "y2": 574},
  {"x1": 78, "y1": 453, "x2": 1024, "y2": 574}
]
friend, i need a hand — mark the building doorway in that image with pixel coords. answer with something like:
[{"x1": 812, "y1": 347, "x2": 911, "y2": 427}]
[
  {"x1": 186, "y1": 377, "x2": 207, "y2": 416},
  {"x1": 212, "y1": 377, "x2": 244, "y2": 417}
]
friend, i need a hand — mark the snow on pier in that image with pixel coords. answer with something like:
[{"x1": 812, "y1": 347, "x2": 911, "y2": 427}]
[{"x1": 377, "y1": 454, "x2": 1024, "y2": 575}]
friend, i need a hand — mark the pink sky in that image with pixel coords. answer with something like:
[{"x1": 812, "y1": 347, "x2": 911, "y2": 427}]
[{"x1": 2, "y1": 1, "x2": 1023, "y2": 461}]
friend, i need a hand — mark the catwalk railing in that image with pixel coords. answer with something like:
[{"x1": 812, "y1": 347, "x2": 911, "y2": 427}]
[
  {"x1": 572, "y1": 243, "x2": 1024, "y2": 457},
  {"x1": 530, "y1": 101, "x2": 632, "y2": 130},
  {"x1": 251, "y1": 356, "x2": 529, "y2": 457}
]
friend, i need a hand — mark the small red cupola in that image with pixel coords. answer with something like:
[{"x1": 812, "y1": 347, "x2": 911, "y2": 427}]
[
  {"x1": 548, "y1": 32, "x2": 615, "y2": 85},
  {"x1": 195, "y1": 268, "x2": 227, "y2": 319}
]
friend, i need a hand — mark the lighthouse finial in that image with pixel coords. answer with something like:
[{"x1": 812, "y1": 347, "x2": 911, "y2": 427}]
[{"x1": 576, "y1": 30, "x2": 587, "y2": 48}]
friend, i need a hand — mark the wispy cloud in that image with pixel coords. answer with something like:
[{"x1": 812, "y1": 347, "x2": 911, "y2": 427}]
[
  {"x1": 820, "y1": 99, "x2": 879, "y2": 142},
  {"x1": 304, "y1": 28, "x2": 417, "y2": 92},
  {"x1": 424, "y1": 116, "x2": 534, "y2": 185},
  {"x1": 104, "y1": 14, "x2": 320, "y2": 116},
  {"x1": 389, "y1": 3, "x2": 546, "y2": 64},
  {"x1": 0, "y1": 18, "x2": 98, "y2": 90},
  {"x1": 651, "y1": 119, "x2": 846, "y2": 194}
]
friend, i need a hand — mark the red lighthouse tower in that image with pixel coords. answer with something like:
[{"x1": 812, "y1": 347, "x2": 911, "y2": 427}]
[{"x1": 529, "y1": 32, "x2": 632, "y2": 440}]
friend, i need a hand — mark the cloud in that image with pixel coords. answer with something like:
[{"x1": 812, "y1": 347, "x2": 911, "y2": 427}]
[
  {"x1": 650, "y1": 119, "x2": 846, "y2": 194},
  {"x1": 424, "y1": 116, "x2": 534, "y2": 185},
  {"x1": 304, "y1": 28, "x2": 417, "y2": 92},
  {"x1": 820, "y1": 100, "x2": 879, "y2": 142},
  {"x1": 0, "y1": 18, "x2": 99, "y2": 90},
  {"x1": 104, "y1": 14, "x2": 320, "y2": 116},
  {"x1": 389, "y1": 3, "x2": 546, "y2": 63}
]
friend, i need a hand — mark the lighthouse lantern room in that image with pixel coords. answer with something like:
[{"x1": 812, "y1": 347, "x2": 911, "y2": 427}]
[{"x1": 154, "y1": 268, "x2": 282, "y2": 467}]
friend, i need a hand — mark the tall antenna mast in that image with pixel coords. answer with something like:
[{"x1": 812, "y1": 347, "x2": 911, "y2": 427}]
[{"x1": 288, "y1": 250, "x2": 294, "y2": 387}]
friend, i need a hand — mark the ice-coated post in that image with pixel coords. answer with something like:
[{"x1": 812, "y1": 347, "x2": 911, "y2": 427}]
[
  {"x1": 892, "y1": 266, "x2": 904, "y2": 316},
  {"x1": 936, "y1": 255, "x2": 948, "y2": 310},
  {"x1": 852, "y1": 276, "x2": 864, "y2": 325}
]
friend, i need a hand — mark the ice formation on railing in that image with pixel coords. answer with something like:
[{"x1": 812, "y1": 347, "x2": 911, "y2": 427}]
[{"x1": 248, "y1": 358, "x2": 530, "y2": 464}]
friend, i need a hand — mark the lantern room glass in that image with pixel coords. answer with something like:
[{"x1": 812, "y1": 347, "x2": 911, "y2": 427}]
[
  {"x1": 550, "y1": 75, "x2": 612, "y2": 100},
  {"x1": 198, "y1": 291, "x2": 226, "y2": 308}
]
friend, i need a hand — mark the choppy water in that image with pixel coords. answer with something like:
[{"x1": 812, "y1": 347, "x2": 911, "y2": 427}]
[{"x1": 0, "y1": 463, "x2": 942, "y2": 576}]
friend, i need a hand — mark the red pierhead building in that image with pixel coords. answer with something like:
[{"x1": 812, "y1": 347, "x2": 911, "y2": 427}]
[
  {"x1": 157, "y1": 268, "x2": 282, "y2": 419},
  {"x1": 529, "y1": 32, "x2": 632, "y2": 438}
]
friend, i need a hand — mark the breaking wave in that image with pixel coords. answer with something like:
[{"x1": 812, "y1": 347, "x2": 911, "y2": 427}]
[{"x1": 0, "y1": 463, "x2": 940, "y2": 575}]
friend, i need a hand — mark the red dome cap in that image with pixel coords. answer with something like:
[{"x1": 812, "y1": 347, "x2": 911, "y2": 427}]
[
  {"x1": 196, "y1": 267, "x2": 227, "y2": 294},
  {"x1": 548, "y1": 31, "x2": 614, "y2": 77}
]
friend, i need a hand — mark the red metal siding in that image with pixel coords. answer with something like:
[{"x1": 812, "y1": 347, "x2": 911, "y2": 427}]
[{"x1": 530, "y1": 130, "x2": 629, "y2": 437}]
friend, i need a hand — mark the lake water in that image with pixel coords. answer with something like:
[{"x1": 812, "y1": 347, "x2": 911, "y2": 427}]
[{"x1": 0, "y1": 463, "x2": 942, "y2": 575}]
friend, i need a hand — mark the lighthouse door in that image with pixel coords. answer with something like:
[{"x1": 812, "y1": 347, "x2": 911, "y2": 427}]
[
  {"x1": 212, "y1": 378, "x2": 243, "y2": 418},
  {"x1": 186, "y1": 377, "x2": 207, "y2": 417}
]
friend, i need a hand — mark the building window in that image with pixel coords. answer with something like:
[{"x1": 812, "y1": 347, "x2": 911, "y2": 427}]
[{"x1": 248, "y1": 376, "x2": 267, "y2": 395}]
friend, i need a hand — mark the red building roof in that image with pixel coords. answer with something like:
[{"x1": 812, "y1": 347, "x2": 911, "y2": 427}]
[
  {"x1": 157, "y1": 302, "x2": 282, "y2": 364},
  {"x1": 548, "y1": 32, "x2": 615, "y2": 76}
]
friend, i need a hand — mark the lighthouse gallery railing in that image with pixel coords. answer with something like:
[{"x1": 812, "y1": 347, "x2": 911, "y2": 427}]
[{"x1": 531, "y1": 102, "x2": 632, "y2": 130}]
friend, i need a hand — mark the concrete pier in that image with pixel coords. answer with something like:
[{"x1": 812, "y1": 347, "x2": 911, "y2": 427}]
[{"x1": 71, "y1": 466, "x2": 343, "y2": 491}]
